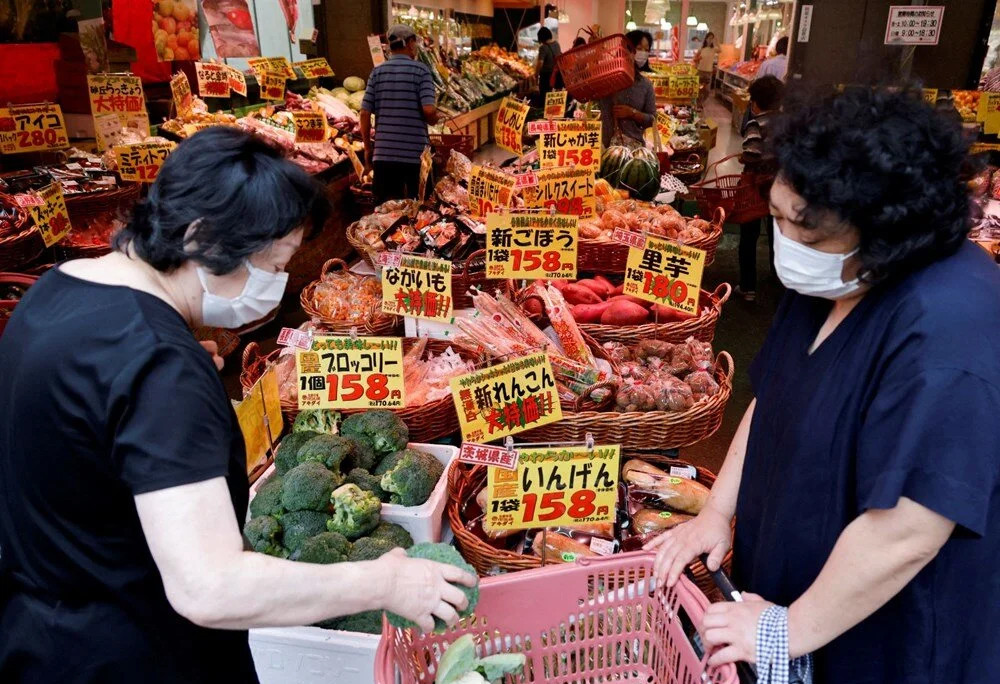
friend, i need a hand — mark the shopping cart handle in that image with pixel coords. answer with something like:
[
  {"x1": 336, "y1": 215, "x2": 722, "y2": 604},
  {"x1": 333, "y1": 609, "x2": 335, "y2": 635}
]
[{"x1": 698, "y1": 555, "x2": 759, "y2": 684}]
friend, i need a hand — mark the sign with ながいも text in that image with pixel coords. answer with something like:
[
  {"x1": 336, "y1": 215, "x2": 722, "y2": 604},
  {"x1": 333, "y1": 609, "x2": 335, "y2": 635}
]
[{"x1": 380, "y1": 254, "x2": 454, "y2": 323}]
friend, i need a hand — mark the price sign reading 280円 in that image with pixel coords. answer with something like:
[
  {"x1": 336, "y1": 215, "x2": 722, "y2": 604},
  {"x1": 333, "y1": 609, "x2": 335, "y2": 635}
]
[
  {"x1": 624, "y1": 235, "x2": 706, "y2": 315},
  {"x1": 485, "y1": 212, "x2": 578, "y2": 280},
  {"x1": 296, "y1": 336, "x2": 405, "y2": 410}
]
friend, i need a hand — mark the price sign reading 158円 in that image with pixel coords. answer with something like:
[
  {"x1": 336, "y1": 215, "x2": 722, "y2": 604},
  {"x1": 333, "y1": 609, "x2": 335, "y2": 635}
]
[
  {"x1": 485, "y1": 212, "x2": 578, "y2": 280},
  {"x1": 624, "y1": 235, "x2": 706, "y2": 315},
  {"x1": 296, "y1": 336, "x2": 405, "y2": 410},
  {"x1": 536, "y1": 120, "x2": 601, "y2": 173}
]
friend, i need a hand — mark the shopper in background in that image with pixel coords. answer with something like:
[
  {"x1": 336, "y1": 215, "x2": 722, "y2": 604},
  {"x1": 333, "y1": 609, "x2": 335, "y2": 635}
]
[
  {"x1": 535, "y1": 26, "x2": 562, "y2": 101},
  {"x1": 572, "y1": 36, "x2": 587, "y2": 49},
  {"x1": 649, "y1": 86, "x2": 1000, "y2": 683},
  {"x1": 695, "y1": 31, "x2": 720, "y2": 104},
  {"x1": 360, "y1": 24, "x2": 438, "y2": 204},
  {"x1": 543, "y1": 3, "x2": 559, "y2": 40},
  {"x1": 598, "y1": 30, "x2": 656, "y2": 147},
  {"x1": 0, "y1": 129, "x2": 476, "y2": 684},
  {"x1": 736, "y1": 75, "x2": 785, "y2": 301},
  {"x1": 757, "y1": 35, "x2": 789, "y2": 81},
  {"x1": 632, "y1": 29, "x2": 655, "y2": 72}
]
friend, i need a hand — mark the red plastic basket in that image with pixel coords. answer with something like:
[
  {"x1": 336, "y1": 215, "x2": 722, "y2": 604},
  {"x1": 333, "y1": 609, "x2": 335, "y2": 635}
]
[
  {"x1": 689, "y1": 154, "x2": 772, "y2": 224},
  {"x1": 375, "y1": 551, "x2": 737, "y2": 684},
  {"x1": 556, "y1": 34, "x2": 636, "y2": 102}
]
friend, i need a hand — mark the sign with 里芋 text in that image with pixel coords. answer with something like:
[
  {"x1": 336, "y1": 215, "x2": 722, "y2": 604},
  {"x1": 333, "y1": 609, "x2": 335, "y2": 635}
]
[
  {"x1": 380, "y1": 254, "x2": 454, "y2": 323},
  {"x1": 486, "y1": 213, "x2": 578, "y2": 280},
  {"x1": 114, "y1": 141, "x2": 176, "y2": 183},
  {"x1": 521, "y1": 166, "x2": 597, "y2": 219},
  {"x1": 259, "y1": 71, "x2": 287, "y2": 101},
  {"x1": 227, "y1": 65, "x2": 248, "y2": 96},
  {"x1": 536, "y1": 120, "x2": 601, "y2": 173},
  {"x1": 195, "y1": 62, "x2": 231, "y2": 98},
  {"x1": 0, "y1": 103, "x2": 69, "y2": 154},
  {"x1": 292, "y1": 111, "x2": 328, "y2": 143},
  {"x1": 484, "y1": 445, "x2": 620, "y2": 532},
  {"x1": 170, "y1": 71, "x2": 194, "y2": 117},
  {"x1": 28, "y1": 183, "x2": 72, "y2": 247},
  {"x1": 885, "y1": 6, "x2": 943, "y2": 45},
  {"x1": 294, "y1": 58, "x2": 335, "y2": 79},
  {"x1": 86, "y1": 74, "x2": 149, "y2": 150},
  {"x1": 468, "y1": 164, "x2": 516, "y2": 218},
  {"x1": 624, "y1": 235, "x2": 706, "y2": 315},
  {"x1": 496, "y1": 97, "x2": 530, "y2": 154},
  {"x1": 544, "y1": 90, "x2": 567, "y2": 119},
  {"x1": 459, "y1": 442, "x2": 517, "y2": 470},
  {"x1": 247, "y1": 56, "x2": 296, "y2": 80},
  {"x1": 450, "y1": 353, "x2": 562, "y2": 443},
  {"x1": 296, "y1": 336, "x2": 405, "y2": 410}
]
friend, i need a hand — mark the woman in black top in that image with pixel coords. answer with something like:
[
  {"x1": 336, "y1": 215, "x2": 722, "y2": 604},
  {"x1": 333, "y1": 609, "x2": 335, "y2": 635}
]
[
  {"x1": 535, "y1": 26, "x2": 562, "y2": 100},
  {"x1": 0, "y1": 128, "x2": 474, "y2": 684}
]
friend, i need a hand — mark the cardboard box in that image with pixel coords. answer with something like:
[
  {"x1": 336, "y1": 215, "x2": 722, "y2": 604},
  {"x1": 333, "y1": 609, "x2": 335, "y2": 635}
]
[{"x1": 697, "y1": 118, "x2": 718, "y2": 151}]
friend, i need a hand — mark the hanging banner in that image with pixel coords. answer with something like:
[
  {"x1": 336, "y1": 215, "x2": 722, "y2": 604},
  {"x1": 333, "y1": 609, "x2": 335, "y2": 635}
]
[
  {"x1": 248, "y1": 56, "x2": 296, "y2": 80},
  {"x1": 202, "y1": 0, "x2": 260, "y2": 58},
  {"x1": 28, "y1": 183, "x2": 72, "y2": 248},
  {"x1": 259, "y1": 71, "x2": 287, "y2": 101},
  {"x1": 235, "y1": 365, "x2": 283, "y2": 477},
  {"x1": 544, "y1": 90, "x2": 567, "y2": 119},
  {"x1": 468, "y1": 164, "x2": 516, "y2": 218},
  {"x1": 380, "y1": 255, "x2": 454, "y2": 322},
  {"x1": 0, "y1": 103, "x2": 69, "y2": 154},
  {"x1": 484, "y1": 445, "x2": 620, "y2": 533},
  {"x1": 521, "y1": 166, "x2": 597, "y2": 219},
  {"x1": 624, "y1": 235, "x2": 706, "y2": 315},
  {"x1": 227, "y1": 65, "x2": 248, "y2": 96},
  {"x1": 114, "y1": 141, "x2": 177, "y2": 183},
  {"x1": 296, "y1": 336, "x2": 406, "y2": 410},
  {"x1": 294, "y1": 58, "x2": 335, "y2": 79},
  {"x1": 86, "y1": 74, "x2": 149, "y2": 150},
  {"x1": 170, "y1": 71, "x2": 194, "y2": 117},
  {"x1": 195, "y1": 62, "x2": 231, "y2": 98},
  {"x1": 153, "y1": 0, "x2": 201, "y2": 61},
  {"x1": 536, "y1": 120, "x2": 601, "y2": 173},
  {"x1": 495, "y1": 97, "x2": 530, "y2": 155},
  {"x1": 450, "y1": 353, "x2": 562, "y2": 443},
  {"x1": 485, "y1": 212, "x2": 578, "y2": 280}
]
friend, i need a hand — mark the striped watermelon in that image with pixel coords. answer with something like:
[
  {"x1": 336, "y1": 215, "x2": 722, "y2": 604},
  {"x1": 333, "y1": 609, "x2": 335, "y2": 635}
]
[
  {"x1": 618, "y1": 154, "x2": 660, "y2": 201},
  {"x1": 599, "y1": 146, "x2": 633, "y2": 187}
]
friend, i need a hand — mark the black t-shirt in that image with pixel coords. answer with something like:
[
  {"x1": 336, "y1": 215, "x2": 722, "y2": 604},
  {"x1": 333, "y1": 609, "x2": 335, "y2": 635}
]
[{"x1": 0, "y1": 269, "x2": 257, "y2": 683}]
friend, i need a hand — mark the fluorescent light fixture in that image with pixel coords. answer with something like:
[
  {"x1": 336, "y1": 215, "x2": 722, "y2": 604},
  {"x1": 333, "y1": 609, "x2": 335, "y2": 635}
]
[
  {"x1": 696, "y1": 22, "x2": 708, "y2": 31},
  {"x1": 686, "y1": 15, "x2": 698, "y2": 26}
]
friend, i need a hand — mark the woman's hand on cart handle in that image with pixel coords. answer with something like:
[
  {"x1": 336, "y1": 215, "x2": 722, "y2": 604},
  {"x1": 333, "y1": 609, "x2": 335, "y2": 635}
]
[
  {"x1": 701, "y1": 593, "x2": 773, "y2": 667},
  {"x1": 645, "y1": 506, "x2": 732, "y2": 588},
  {"x1": 374, "y1": 548, "x2": 477, "y2": 634}
]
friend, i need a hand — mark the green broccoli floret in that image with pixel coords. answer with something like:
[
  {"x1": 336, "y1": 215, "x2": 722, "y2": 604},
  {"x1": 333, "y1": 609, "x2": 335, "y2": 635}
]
[
  {"x1": 326, "y1": 610, "x2": 384, "y2": 634},
  {"x1": 345, "y1": 467, "x2": 388, "y2": 501},
  {"x1": 249, "y1": 473, "x2": 285, "y2": 519},
  {"x1": 340, "y1": 410, "x2": 408, "y2": 470},
  {"x1": 281, "y1": 462, "x2": 341, "y2": 512},
  {"x1": 292, "y1": 531, "x2": 351, "y2": 564},
  {"x1": 379, "y1": 449, "x2": 444, "y2": 507},
  {"x1": 326, "y1": 483, "x2": 381, "y2": 540},
  {"x1": 369, "y1": 521, "x2": 414, "y2": 549},
  {"x1": 243, "y1": 515, "x2": 288, "y2": 558},
  {"x1": 275, "y1": 431, "x2": 320, "y2": 475},
  {"x1": 386, "y1": 543, "x2": 478, "y2": 633},
  {"x1": 372, "y1": 448, "x2": 406, "y2": 477},
  {"x1": 281, "y1": 510, "x2": 333, "y2": 553},
  {"x1": 293, "y1": 409, "x2": 340, "y2": 435},
  {"x1": 347, "y1": 536, "x2": 397, "y2": 562},
  {"x1": 296, "y1": 434, "x2": 358, "y2": 472}
]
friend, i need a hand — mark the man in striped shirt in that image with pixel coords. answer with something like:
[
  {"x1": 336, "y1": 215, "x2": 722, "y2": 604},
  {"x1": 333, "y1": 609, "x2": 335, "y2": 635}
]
[{"x1": 360, "y1": 24, "x2": 438, "y2": 203}]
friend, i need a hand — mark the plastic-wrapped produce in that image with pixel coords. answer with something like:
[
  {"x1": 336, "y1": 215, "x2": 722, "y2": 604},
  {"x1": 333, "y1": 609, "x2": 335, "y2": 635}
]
[
  {"x1": 615, "y1": 384, "x2": 657, "y2": 412},
  {"x1": 650, "y1": 374, "x2": 695, "y2": 411},
  {"x1": 685, "y1": 369, "x2": 720, "y2": 401},
  {"x1": 601, "y1": 341, "x2": 631, "y2": 363},
  {"x1": 684, "y1": 336, "x2": 714, "y2": 370}
]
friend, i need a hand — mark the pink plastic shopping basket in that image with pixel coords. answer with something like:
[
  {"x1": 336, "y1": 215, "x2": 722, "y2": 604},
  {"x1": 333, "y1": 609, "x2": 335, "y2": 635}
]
[{"x1": 375, "y1": 550, "x2": 738, "y2": 684}]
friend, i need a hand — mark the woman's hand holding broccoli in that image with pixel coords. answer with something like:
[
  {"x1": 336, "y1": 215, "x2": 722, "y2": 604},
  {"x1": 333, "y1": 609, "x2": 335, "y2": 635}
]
[{"x1": 373, "y1": 548, "x2": 477, "y2": 634}]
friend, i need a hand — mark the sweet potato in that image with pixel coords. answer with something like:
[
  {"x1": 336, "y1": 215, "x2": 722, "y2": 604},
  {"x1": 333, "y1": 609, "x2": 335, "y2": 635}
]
[
  {"x1": 549, "y1": 279, "x2": 568, "y2": 291},
  {"x1": 610, "y1": 283, "x2": 624, "y2": 296},
  {"x1": 522, "y1": 297, "x2": 544, "y2": 316},
  {"x1": 609, "y1": 294, "x2": 653, "y2": 309},
  {"x1": 562, "y1": 283, "x2": 602, "y2": 305},
  {"x1": 651, "y1": 303, "x2": 695, "y2": 321},
  {"x1": 571, "y1": 302, "x2": 612, "y2": 323},
  {"x1": 577, "y1": 278, "x2": 612, "y2": 299},
  {"x1": 594, "y1": 275, "x2": 615, "y2": 291},
  {"x1": 600, "y1": 300, "x2": 650, "y2": 325}
]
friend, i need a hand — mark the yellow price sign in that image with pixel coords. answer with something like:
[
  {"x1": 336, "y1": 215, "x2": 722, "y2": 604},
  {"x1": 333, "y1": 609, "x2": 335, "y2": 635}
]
[
  {"x1": 293, "y1": 110, "x2": 328, "y2": 143},
  {"x1": 170, "y1": 71, "x2": 194, "y2": 117},
  {"x1": 536, "y1": 120, "x2": 601, "y2": 173},
  {"x1": 114, "y1": 141, "x2": 176, "y2": 183},
  {"x1": 235, "y1": 365, "x2": 284, "y2": 477},
  {"x1": 485, "y1": 212, "x2": 578, "y2": 280},
  {"x1": 669, "y1": 74, "x2": 699, "y2": 100},
  {"x1": 227, "y1": 65, "x2": 248, "y2": 96},
  {"x1": 922, "y1": 88, "x2": 938, "y2": 105},
  {"x1": 655, "y1": 111, "x2": 677, "y2": 142},
  {"x1": 195, "y1": 62, "x2": 231, "y2": 98},
  {"x1": 544, "y1": 90, "x2": 567, "y2": 119},
  {"x1": 450, "y1": 353, "x2": 562, "y2": 443},
  {"x1": 86, "y1": 74, "x2": 148, "y2": 150},
  {"x1": 28, "y1": 183, "x2": 73, "y2": 248},
  {"x1": 624, "y1": 234, "x2": 706, "y2": 315},
  {"x1": 248, "y1": 56, "x2": 296, "y2": 80},
  {"x1": 522, "y1": 166, "x2": 597, "y2": 220},
  {"x1": 259, "y1": 71, "x2": 287, "y2": 101},
  {"x1": 649, "y1": 74, "x2": 671, "y2": 100},
  {"x1": 485, "y1": 445, "x2": 620, "y2": 533},
  {"x1": 669, "y1": 62, "x2": 697, "y2": 75},
  {"x1": 983, "y1": 92, "x2": 1000, "y2": 136},
  {"x1": 496, "y1": 96, "x2": 530, "y2": 154},
  {"x1": 380, "y1": 254, "x2": 454, "y2": 323},
  {"x1": 0, "y1": 103, "x2": 69, "y2": 154},
  {"x1": 468, "y1": 164, "x2": 516, "y2": 217},
  {"x1": 294, "y1": 58, "x2": 335, "y2": 78},
  {"x1": 296, "y1": 336, "x2": 405, "y2": 410}
]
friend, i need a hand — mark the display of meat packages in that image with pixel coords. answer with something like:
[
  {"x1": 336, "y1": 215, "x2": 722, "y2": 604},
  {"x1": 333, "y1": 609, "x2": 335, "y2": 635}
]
[{"x1": 619, "y1": 458, "x2": 711, "y2": 550}]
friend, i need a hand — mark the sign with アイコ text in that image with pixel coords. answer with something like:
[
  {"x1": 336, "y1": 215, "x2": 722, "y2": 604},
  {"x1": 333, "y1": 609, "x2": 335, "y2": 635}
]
[
  {"x1": 536, "y1": 120, "x2": 601, "y2": 173},
  {"x1": 521, "y1": 166, "x2": 597, "y2": 219},
  {"x1": 468, "y1": 164, "x2": 516, "y2": 218},
  {"x1": 486, "y1": 212, "x2": 578, "y2": 280},
  {"x1": 0, "y1": 103, "x2": 69, "y2": 154},
  {"x1": 380, "y1": 255, "x2": 454, "y2": 323},
  {"x1": 624, "y1": 235, "x2": 706, "y2": 315},
  {"x1": 114, "y1": 141, "x2": 176, "y2": 183},
  {"x1": 296, "y1": 336, "x2": 405, "y2": 410},
  {"x1": 495, "y1": 97, "x2": 530, "y2": 154},
  {"x1": 28, "y1": 183, "x2": 72, "y2": 247}
]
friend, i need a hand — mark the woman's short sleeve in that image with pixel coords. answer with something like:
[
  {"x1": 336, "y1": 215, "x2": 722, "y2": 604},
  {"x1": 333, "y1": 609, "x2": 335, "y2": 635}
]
[{"x1": 110, "y1": 344, "x2": 233, "y2": 494}]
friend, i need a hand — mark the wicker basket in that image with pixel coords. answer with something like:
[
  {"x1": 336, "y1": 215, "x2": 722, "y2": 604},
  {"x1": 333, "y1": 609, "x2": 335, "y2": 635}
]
[
  {"x1": 63, "y1": 182, "x2": 141, "y2": 224},
  {"x1": 577, "y1": 238, "x2": 630, "y2": 273},
  {"x1": 345, "y1": 220, "x2": 378, "y2": 269},
  {"x1": 0, "y1": 271, "x2": 38, "y2": 337},
  {"x1": 299, "y1": 258, "x2": 402, "y2": 336},
  {"x1": 0, "y1": 195, "x2": 43, "y2": 272},
  {"x1": 453, "y1": 249, "x2": 514, "y2": 310},
  {"x1": 556, "y1": 33, "x2": 635, "y2": 102}
]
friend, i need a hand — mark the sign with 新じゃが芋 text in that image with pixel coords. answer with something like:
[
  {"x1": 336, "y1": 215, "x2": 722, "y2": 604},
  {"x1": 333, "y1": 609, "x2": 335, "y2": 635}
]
[
  {"x1": 485, "y1": 212, "x2": 578, "y2": 280},
  {"x1": 624, "y1": 235, "x2": 706, "y2": 315},
  {"x1": 296, "y1": 336, "x2": 405, "y2": 410},
  {"x1": 536, "y1": 119, "x2": 601, "y2": 173}
]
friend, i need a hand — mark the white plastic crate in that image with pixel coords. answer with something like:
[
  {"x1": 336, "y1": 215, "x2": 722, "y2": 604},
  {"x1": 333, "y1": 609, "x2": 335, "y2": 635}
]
[{"x1": 249, "y1": 625, "x2": 379, "y2": 684}]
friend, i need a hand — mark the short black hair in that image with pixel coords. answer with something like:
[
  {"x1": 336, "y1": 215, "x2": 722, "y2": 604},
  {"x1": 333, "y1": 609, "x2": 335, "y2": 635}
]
[
  {"x1": 625, "y1": 30, "x2": 652, "y2": 51},
  {"x1": 572, "y1": 36, "x2": 587, "y2": 48},
  {"x1": 775, "y1": 36, "x2": 788, "y2": 55},
  {"x1": 772, "y1": 85, "x2": 973, "y2": 286},
  {"x1": 114, "y1": 127, "x2": 330, "y2": 275},
  {"x1": 537, "y1": 26, "x2": 552, "y2": 43},
  {"x1": 749, "y1": 75, "x2": 784, "y2": 111}
]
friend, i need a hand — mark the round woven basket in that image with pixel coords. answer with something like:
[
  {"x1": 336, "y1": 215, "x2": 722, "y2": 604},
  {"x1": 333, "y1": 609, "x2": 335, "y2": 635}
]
[
  {"x1": 451, "y1": 249, "x2": 514, "y2": 310},
  {"x1": 299, "y1": 258, "x2": 401, "y2": 336},
  {"x1": 63, "y1": 182, "x2": 141, "y2": 224},
  {"x1": 345, "y1": 221, "x2": 378, "y2": 269},
  {"x1": 0, "y1": 195, "x2": 42, "y2": 272},
  {"x1": 0, "y1": 271, "x2": 39, "y2": 337}
]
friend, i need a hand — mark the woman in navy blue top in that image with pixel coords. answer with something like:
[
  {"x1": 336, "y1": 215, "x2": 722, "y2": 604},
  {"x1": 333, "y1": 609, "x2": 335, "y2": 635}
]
[{"x1": 650, "y1": 86, "x2": 1000, "y2": 683}]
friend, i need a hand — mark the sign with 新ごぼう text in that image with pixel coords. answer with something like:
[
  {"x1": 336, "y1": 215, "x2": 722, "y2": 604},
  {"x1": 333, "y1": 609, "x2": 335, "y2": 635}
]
[
  {"x1": 485, "y1": 212, "x2": 578, "y2": 280},
  {"x1": 468, "y1": 164, "x2": 516, "y2": 218},
  {"x1": 380, "y1": 255, "x2": 454, "y2": 323},
  {"x1": 296, "y1": 336, "x2": 405, "y2": 410},
  {"x1": 496, "y1": 97, "x2": 530, "y2": 154},
  {"x1": 624, "y1": 235, "x2": 706, "y2": 315},
  {"x1": 521, "y1": 166, "x2": 597, "y2": 219},
  {"x1": 0, "y1": 103, "x2": 69, "y2": 154},
  {"x1": 114, "y1": 141, "x2": 176, "y2": 183},
  {"x1": 536, "y1": 120, "x2": 601, "y2": 173}
]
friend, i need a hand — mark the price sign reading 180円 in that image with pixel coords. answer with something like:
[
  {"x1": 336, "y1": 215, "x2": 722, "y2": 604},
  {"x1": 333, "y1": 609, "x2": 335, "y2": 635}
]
[
  {"x1": 296, "y1": 336, "x2": 405, "y2": 410},
  {"x1": 485, "y1": 212, "x2": 578, "y2": 280},
  {"x1": 624, "y1": 235, "x2": 706, "y2": 315}
]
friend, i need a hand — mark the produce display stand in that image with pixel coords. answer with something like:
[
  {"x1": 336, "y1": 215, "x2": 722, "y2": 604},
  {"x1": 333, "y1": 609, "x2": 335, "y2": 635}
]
[{"x1": 445, "y1": 99, "x2": 503, "y2": 153}]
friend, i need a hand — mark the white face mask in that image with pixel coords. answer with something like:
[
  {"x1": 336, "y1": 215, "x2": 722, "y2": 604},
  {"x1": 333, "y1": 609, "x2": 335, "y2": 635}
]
[
  {"x1": 634, "y1": 50, "x2": 649, "y2": 66},
  {"x1": 772, "y1": 218, "x2": 861, "y2": 300},
  {"x1": 198, "y1": 260, "x2": 288, "y2": 329}
]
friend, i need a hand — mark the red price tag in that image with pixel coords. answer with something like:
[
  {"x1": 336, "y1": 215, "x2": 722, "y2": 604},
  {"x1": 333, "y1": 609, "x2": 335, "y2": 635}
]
[
  {"x1": 458, "y1": 442, "x2": 518, "y2": 470},
  {"x1": 612, "y1": 228, "x2": 644, "y2": 248}
]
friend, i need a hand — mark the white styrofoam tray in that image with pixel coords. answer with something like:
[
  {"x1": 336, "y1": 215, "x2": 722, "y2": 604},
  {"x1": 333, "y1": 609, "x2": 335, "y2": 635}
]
[{"x1": 249, "y1": 625, "x2": 380, "y2": 684}]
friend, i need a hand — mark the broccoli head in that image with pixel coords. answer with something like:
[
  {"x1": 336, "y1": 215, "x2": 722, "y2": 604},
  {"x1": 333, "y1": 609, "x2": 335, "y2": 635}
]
[
  {"x1": 249, "y1": 473, "x2": 285, "y2": 519},
  {"x1": 379, "y1": 449, "x2": 444, "y2": 507},
  {"x1": 292, "y1": 531, "x2": 351, "y2": 564},
  {"x1": 345, "y1": 467, "x2": 388, "y2": 501},
  {"x1": 326, "y1": 610, "x2": 384, "y2": 634},
  {"x1": 275, "y1": 431, "x2": 320, "y2": 475},
  {"x1": 281, "y1": 510, "x2": 333, "y2": 553},
  {"x1": 369, "y1": 521, "x2": 414, "y2": 549},
  {"x1": 296, "y1": 434, "x2": 358, "y2": 472},
  {"x1": 326, "y1": 483, "x2": 381, "y2": 540},
  {"x1": 243, "y1": 515, "x2": 288, "y2": 558},
  {"x1": 347, "y1": 536, "x2": 397, "y2": 562},
  {"x1": 386, "y1": 543, "x2": 479, "y2": 632},
  {"x1": 281, "y1": 461, "x2": 342, "y2": 512},
  {"x1": 340, "y1": 410, "x2": 409, "y2": 470},
  {"x1": 292, "y1": 409, "x2": 340, "y2": 435}
]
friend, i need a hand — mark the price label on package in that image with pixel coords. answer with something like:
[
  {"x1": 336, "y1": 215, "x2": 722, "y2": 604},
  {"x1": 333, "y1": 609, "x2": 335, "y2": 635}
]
[
  {"x1": 544, "y1": 90, "x2": 567, "y2": 119},
  {"x1": 294, "y1": 58, "x2": 335, "y2": 79},
  {"x1": 195, "y1": 62, "x2": 231, "y2": 98},
  {"x1": 380, "y1": 254, "x2": 454, "y2": 323},
  {"x1": 522, "y1": 166, "x2": 597, "y2": 219},
  {"x1": 495, "y1": 97, "x2": 530, "y2": 154},
  {"x1": 669, "y1": 74, "x2": 699, "y2": 100},
  {"x1": 293, "y1": 111, "x2": 328, "y2": 143},
  {"x1": 484, "y1": 445, "x2": 620, "y2": 533},
  {"x1": 0, "y1": 103, "x2": 69, "y2": 154},
  {"x1": 468, "y1": 164, "x2": 516, "y2": 218},
  {"x1": 450, "y1": 353, "x2": 562, "y2": 443},
  {"x1": 536, "y1": 120, "x2": 601, "y2": 173},
  {"x1": 624, "y1": 235, "x2": 706, "y2": 315},
  {"x1": 296, "y1": 336, "x2": 405, "y2": 410},
  {"x1": 86, "y1": 74, "x2": 149, "y2": 150},
  {"x1": 114, "y1": 141, "x2": 176, "y2": 183},
  {"x1": 170, "y1": 71, "x2": 194, "y2": 117},
  {"x1": 485, "y1": 212, "x2": 578, "y2": 280},
  {"x1": 227, "y1": 65, "x2": 248, "y2": 96},
  {"x1": 259, "y1": 71, "x2": 287, "y2": 101},
  {"x1": 248, "y1": 56, "x2": 296, "y2": 80},
  {"x1": 28, "y1": 183, "x2": 72, "y2": 247}
]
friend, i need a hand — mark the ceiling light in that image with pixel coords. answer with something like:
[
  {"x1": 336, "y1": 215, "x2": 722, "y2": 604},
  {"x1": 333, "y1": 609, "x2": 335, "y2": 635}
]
[
  {"x1": 696, "y1": 22, "x2": 708, "y2": 31},
  {"x1": 686, "y1": 15, "x2": 698, "y2": 26},
  {"x1": 626, "y1": 20, "x2": 638, "y2": 30},
  {"x1": 559, "y1": 11, "x2": 569, "y2": 23}
]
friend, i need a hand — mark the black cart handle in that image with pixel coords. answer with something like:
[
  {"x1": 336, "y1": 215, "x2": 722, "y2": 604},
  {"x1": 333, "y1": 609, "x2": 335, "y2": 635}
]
[{"x1": 697, "y1": 554, "x2": 759, "y2": 684}]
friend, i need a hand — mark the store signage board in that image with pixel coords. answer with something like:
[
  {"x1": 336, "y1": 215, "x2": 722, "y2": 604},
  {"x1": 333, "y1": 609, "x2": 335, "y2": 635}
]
[
  {"x1": 668, "y1": 74, "x2": 699, "y2": 100},
  {"x1": 624, "y1": 235, "x2": 706, "y2": 315},
  {"x1": 247, "y1": 56, "x2": 296, "y2": 80},
  {"x1": 922, "y1": 88, "x2": 938, "y2": 105},
  {"x1": 235, "y1": 365, "x2": 283, "y2": 477},
  {"x1": 296, "y1": 336, "x2": 405, "y2": 410},
  {"x1": 544, "y1": 90, "x2": 567, "y2": 119},
  {"x1": 259, "y1": 71, "x2": 287, "y2": 101},
  {"x1": 485, "y1": 212, "x2": 578, "y2": 280},
  {"x1": 380, "y1": 254, "x2": 454, "y2": 323},
  {"x1": 0, "y1": 103, "x2": 69, "y2": 154},
  {"x1": 367, "y1": 35, "x2": 386, "y2": 66},
  {"x1": 655, "y1": 111, "x2": 677, "y2": 143},
  {"x1": 28, "y1": 183, "x2": 72, "y2": 248},
  {"x1": 195, "y1": 62, "x2": 231, "y2": 98},
  {"x1": 468, "y1": 164, "x2": 516, "y2": 217},
  {"x1": 459, "y1": 442, "x2": 517, "y2": 470},
  {"x1": 496, "y1": 97, "x2": 530, "y2": 155},
  {"x1": 292, "y1": 110, "x2": 328, "y2": 143},
  {"x1": 797, "y1": 5, "x2": 813, "y2": 42},
  {"x1": 114, "y1": 141, "x2": 176, "y2": 183},
  {"x1": 451, "y1": 353, "x2": 562, "y2": 443},
  {"x1": 521, "y1": 167, "x2": 596, "y2": 219},
  {"x1": 294, "y1": 57, "x2": 335, "y2": 78},
  {"x1": 668, "y1": 63, "x2": 697, "y2": 76},
  {"x1": 227, "y1": 65, "x2": 248, "y2": 96},
  {"x1": 536, "y1": 120, "x2": 601, "y2": 173},
  {"x1": 86, "y1": 74, "x2": 149, "y2": 150},
  {"x1": 170, "y1": 71, "x2": 194, "y2": 117},
  {"x1": 884, "y1": 6, "x2": 944, "y2": 46},
  {"x1": 484, "y1": 445, "x2": 620, "y2": 533},
  {"x1": 983, "y1": 92, "x2": 1000, "y2": 136}
]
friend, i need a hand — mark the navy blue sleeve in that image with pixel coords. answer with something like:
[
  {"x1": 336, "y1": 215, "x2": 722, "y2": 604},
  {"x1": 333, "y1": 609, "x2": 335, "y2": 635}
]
[
  {"x1": 418, "y1": 64, "x2": 436, "y2": 108},
  {"x1": 361, "y1": 67, "x2": 378, "y2": 113}
]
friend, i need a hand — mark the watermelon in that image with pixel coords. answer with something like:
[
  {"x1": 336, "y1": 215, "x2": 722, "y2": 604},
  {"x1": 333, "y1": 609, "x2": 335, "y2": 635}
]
[
  {"x1": 600, "y1": 146, "x2": 633, "y2": 187},
  {"x1": 618, "y1": 155, "x2": 660, "y2": 201}
]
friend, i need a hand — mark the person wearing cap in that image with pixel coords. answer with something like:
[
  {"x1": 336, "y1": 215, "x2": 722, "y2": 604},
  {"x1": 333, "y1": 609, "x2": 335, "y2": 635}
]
[{"x1": 360, "y1": 24, "x2": 438, "y2": 203}]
